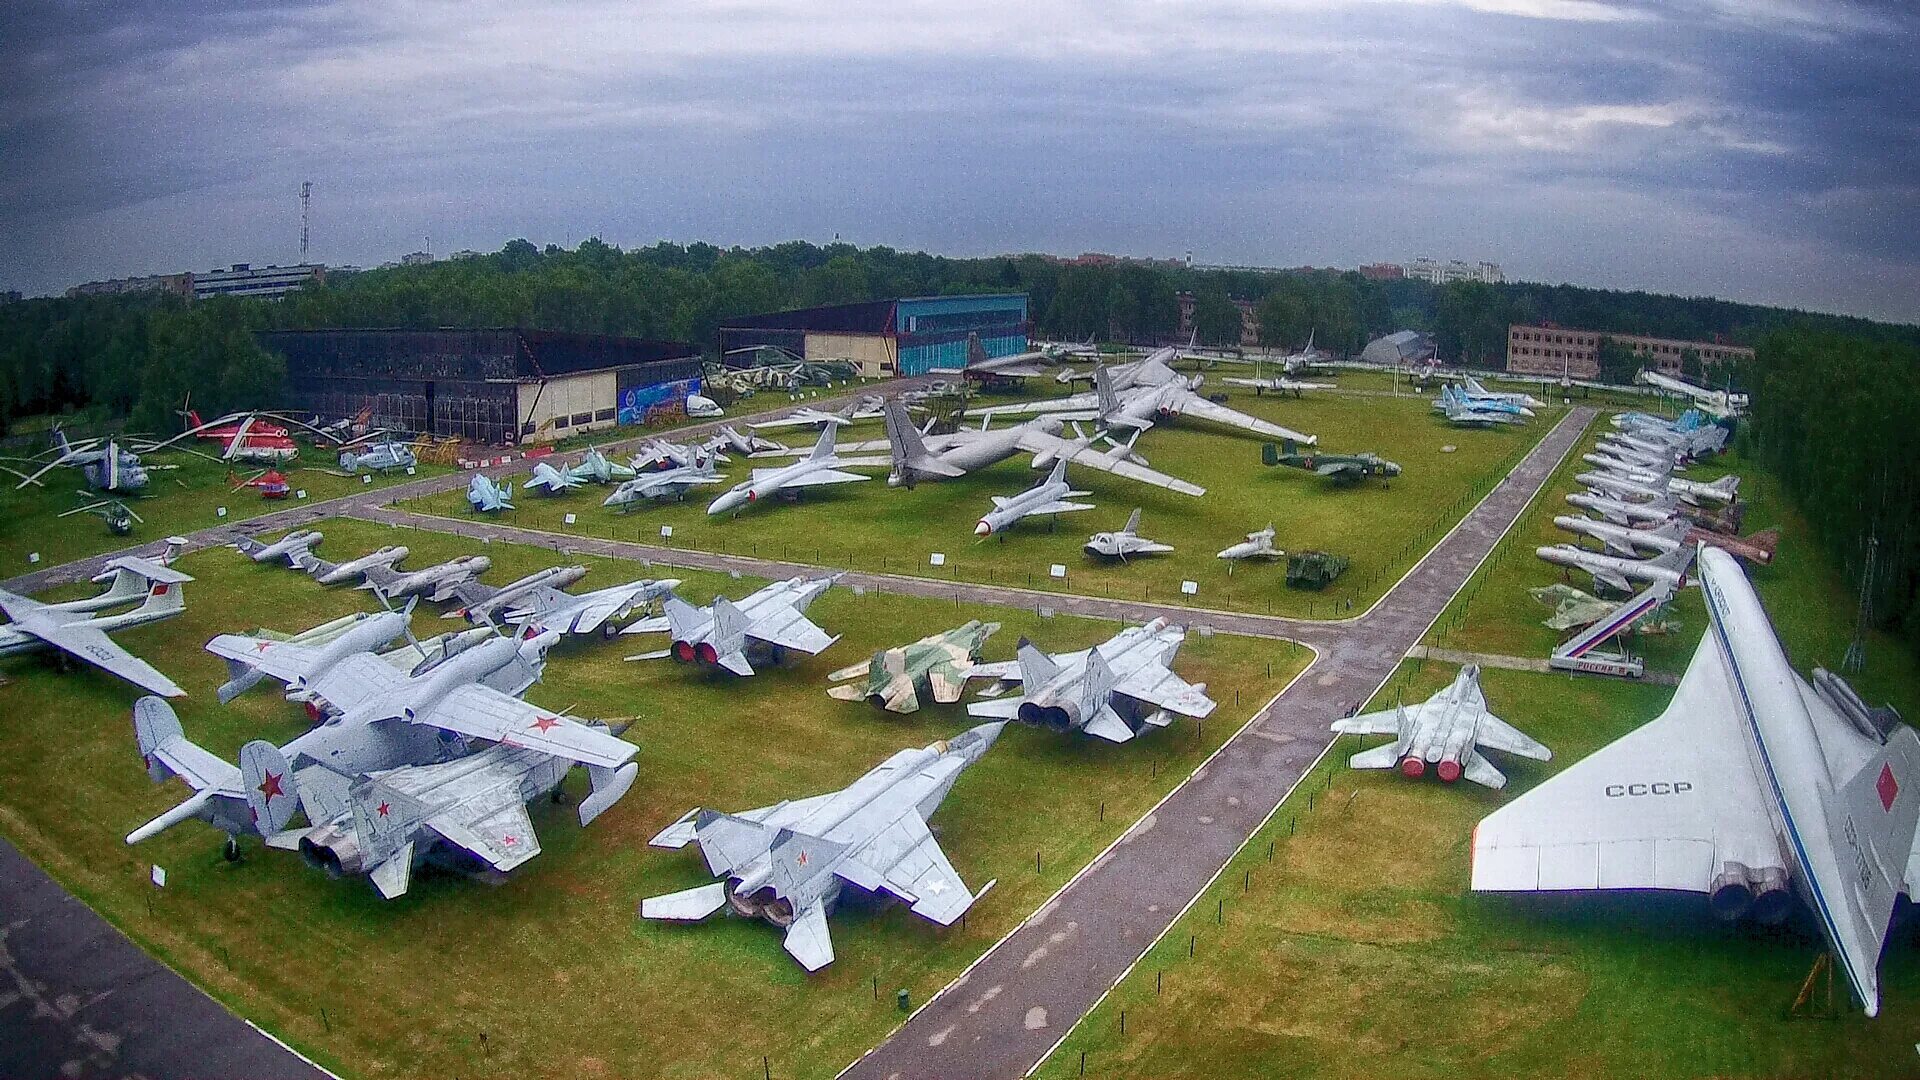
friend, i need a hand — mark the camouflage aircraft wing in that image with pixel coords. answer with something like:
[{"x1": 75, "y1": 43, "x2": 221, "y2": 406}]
[
  {"x1": 0, "y1": 592, "x2": 185, "y2": 697},
  {"x1": 1113, "y1": 663, "x2": 1216, "y2": 719},
  {"x1": 428, "y1": 790, "x2": 542, "y2": 873},
  {"x1": 417, "y1": 684, "x2": 638, "y2": 769},
  {"x1": 1012, "y1": 429, "x2": 1206, "y2": 495},
  {"x1": 841, "y1": 813, "x2": 977, "y2": 925}
]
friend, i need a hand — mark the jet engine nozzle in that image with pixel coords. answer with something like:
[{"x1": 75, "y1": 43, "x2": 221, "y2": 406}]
[
  {"x1": 1435, "y1": 759, "x2": 1462, "y2": 783},
  {"x1": 299, "y1": 826, "x2": 360, "y2": 877},
  {"x1": 1709, "y1": 862, "x2": 1754, "y2": 921},
  {"x1": 672, "y1": 640, "x2": 695, "y2": 662},
  {"x1": 1399, "y1": 757, "x2": 1426, "y2": 778},
  {"x1": 1017, "y1": 702, "x2": 1076, "y2": 730},
  {"x1": 695, "y1": 642, "x2": 719, "y2": 665}
]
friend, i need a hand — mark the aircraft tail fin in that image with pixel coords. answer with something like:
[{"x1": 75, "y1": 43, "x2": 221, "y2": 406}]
[
  {"x1": 1015, "y1": 638, "x2": 1059, "y2": 688},
  {"x1": 1094, "y1": 363, "x2": 1119, "y2": 416},
  {"x1": 133, "y1": 696, "x2": 187, "y2": 784},
  {"x1": 1080, "y1": 647, "x2": 1118, "y2": 709},
  {"x1": 807, "y1": 424, "x2": 839, "y2": 462},
  {"x1": 129, "y1": 572, "x2": 188, "y2": 620},
  {"x1": 1650, "y1": 545, "x2": 1696, "y2": 579},
  {"x1": 239, "y1": 740, "x2": 301, "y2": 834},
  {"x1": 710, "y1": 597, "x2": 750, "y2": 657},
  {"x1": 663, "y1": 595, "x2": 705, "y2": 642},
  {"x1": 1827, "y1": 727, "x2": 1920, "y2": 1014},
  {"x1": 1122, "y1": 508, "x2": 1142, "y2": 536}
]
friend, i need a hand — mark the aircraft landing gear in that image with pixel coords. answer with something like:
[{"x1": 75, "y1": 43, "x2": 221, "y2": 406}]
[{"x1": 223, "y1": 836, "x2": 242, "y2": 863}]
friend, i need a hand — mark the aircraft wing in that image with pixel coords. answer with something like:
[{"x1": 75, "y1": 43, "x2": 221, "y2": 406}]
[
  {"x1": 1332, "y1": 705, "x2": 1407, "y2": 737},
  {"x1": 508, "y1": 588, "x2": 637, "y2": 635},
  {"x1": 428, "y1": 791, "x2": 541, "y2": 873},
  {"x1": 1473, "y1": 714, "x2": 1552, "y2": 761},
  {"x1": 1013, "y1": 430, "x2": 1206, "y2": 496},
  {"x1": 841, "y1": 814, "x2": 977, "y2": 925},
  {"x1": 204, "y1": 634, "x2": 324, "y2": 684},
  {"x1": 1316, "y1": 462, "x2": 1360, "y2": 479},
  {"x1": 307, "y1": 653, "x2": 408, "y2": 716},
  {"x1": 1114, "y1": 664, "x2": 1216, "y2": 719},
  {"x1": 1472, "y1": 640, "x2": 1773, "y2": 894},
  {"x1": 1167, "y1": 390, "x2": 1316, "y2": 445},
  {"x1": 417, "y1": 684, "x2": 637, "y2": 769},
  {"x1": 964, "y1": 392, "x2": 1099, "y2": 418},
  {"x1": 777, "y1": 468, "x2": 873, "y2": 489},
  {"x1": 1029, "y1": 500, "x2": 1097, "y2": 516},
  {"x1": 5, "y1": 605, "x2": 186, "y2": 697},
  {"x1": 747, "y1": 604, "x2": 838, "y2": 656},
  {"x1": 149, "y1": 734, "x2": 242, "y2": 794}
]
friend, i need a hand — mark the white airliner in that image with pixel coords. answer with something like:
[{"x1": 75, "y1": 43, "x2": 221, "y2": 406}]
[{"x1": 1473, "y1": 545, "x2": 1920, "y2": 1017}]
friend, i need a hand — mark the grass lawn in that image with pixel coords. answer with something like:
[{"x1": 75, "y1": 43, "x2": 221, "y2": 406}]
[
  {"x1": 398, "y1": 385, "x2": 1551, "y2": 621},
  {"x1": 1034, "y1": 658, "x2": 1920, "y2": 1079},
  {"x1": 0, "y1": 445, "x2": 447, "y2": 571},
  {"x1": 0, "y1": 517, "x2": 1306, "y2": 1080}
]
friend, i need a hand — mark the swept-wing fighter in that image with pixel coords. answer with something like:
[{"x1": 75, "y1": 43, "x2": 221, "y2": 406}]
[
  {"x1": 446, "y1": 569, "x2": 679, "y2": 637},
  {"x1": 1331, "y1": 664, "x2": 1550, "y2": 788},
  {"x1": 1636, "y1": 369, "x2": 1747, "y2": 419},
  {"x1": 749, "y1": 395, "x2": 886, "y2": 432},
  {"x1": 467, "y1": 473, "x2": 514, "y2": 512},
  {"x1": 966, "y1": 617, "x2": 1215, "y2": 742},
  {"x1": 707, "y1": 424, "x2": 888, "y2": 516},
  {"x1": 1566, "y1": 490, "x2": 1743, "y2": 535},
  {"x1": 622, "y1": 575, "x2": 840, "y2": 676},
  {"x1": 603, "y1": 456, "x2": 727, "y2": 509},
  {"x1": 567, "y1": 447, "x2": 635, "y2": 485},
  {"x1": 640, "y1": 721, "x2": 1003, "y2": 970},
  {"x1": 0, "y1": 556, "x2": 193, "y2": 697},
  {"x1": 1461, "y1": 375, "x2": 1543, "y2": 411},
  {"x1": 1578, "y1": 469, "x2": 1739, "y2": 507},
  {"x1": 1435, "y1": 385, "x2": 1527, "y2": 427},
  {"x1": 827, "y1": 620, "x2": 1001, "y2": 713},
  {"x1": 359, "y1": 554, "x2": 492, "y2": 602},
  {"x1": 525, "y1": 460, "x2": 584, "y2": 495},
  {"x1": 338, "y1": 440, "x2": 417, "y2": 474},
  {"x1": 295, "y1": 544, "x2": 410, "y2": 585},
  {"x1": 1084, "y1": 508, "x2": 1174, "y2": 560},
  {"x1": 234, "y1": 529, "x2": 322, "y2": 565},
  {"x1": 1474, "y1": 546, "x2": 1920, "y2": 1017},
  {"x1": 711, "y1": 424, "x2": 785, "y2": 457},
  {"x1": 1537, "y1": 542, "x2": 1693, "y2": 594},
  {"x1": 974, "y1": 459, "x2": 1095, "y2": 537},
  {"x1": 1218, "y1": 524, "x2": 1283, "y2": 563},
  {"x1": 1261, "y1": 440, "x2": 1401, "y2": 486},
  {"x1": 206, "y1": 606, "x2": 412, "y2": 704},
  {"x1": 1530, "y1": 583, "x2": 1681, "y2": 635},
  {"x1": 1553, "y1": 514, "x2": 1777, "y2": 565}
]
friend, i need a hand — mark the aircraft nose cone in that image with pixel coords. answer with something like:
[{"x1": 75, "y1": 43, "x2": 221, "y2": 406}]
[{"x1": 974, "y1": 520, "x2": 992, "y2": 537}]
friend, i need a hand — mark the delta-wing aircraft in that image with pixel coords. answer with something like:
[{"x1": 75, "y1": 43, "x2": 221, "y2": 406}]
[
  {"x1": 1084, "y1": 508, "x2": 1174, "y2": 560},
  {"x1": 622, "y1": 576, "x2": 839, "y2": 676},
  {"x1": 1473, "y1": 546, "x2": 1920, "y2": 1018},
  {"x1": 1331, "y1": 664, "x2": 1550, "y2": 788},
  {"x1": 966, "y1": 617, "x2": 1215, "y2": 742},
  {"x1": 0, "y1": 556, "x2": 192, "y2": 697},
  {"x1": 641, "y1": 721, "x2": 1004, "y2": 970},
  {"x1": 603, "y1": 456, "x2": 727, "y2": 509}
]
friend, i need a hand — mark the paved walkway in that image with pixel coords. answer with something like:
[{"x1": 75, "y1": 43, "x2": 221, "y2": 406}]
[{"x1": 836, "y1": 407, "x2": 1592, "y2": 1080}]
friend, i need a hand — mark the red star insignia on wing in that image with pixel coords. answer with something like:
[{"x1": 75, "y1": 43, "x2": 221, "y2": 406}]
[
  {"x1": 376, "y1": 801, "x2": 391, "y2": 817},
  {"x1": 253, "y1": 640, "x2": 272, "y2": 653},
  {"x1": 796, "y1": 849, "x2": 809, "y2": 866},
  {"x1": 530, "y1": 715, "x2": 561, "y2": 733},
  {"x1": 501, "y1": 835, "x2": 519, "y2": 847},
  {"x1": 257, "y1": 770, "x2": 285, "y2": 800}
]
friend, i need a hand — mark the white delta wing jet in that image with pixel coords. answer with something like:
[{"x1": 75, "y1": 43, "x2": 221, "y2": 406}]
[
  {"x1": 0, "y1": 556, "x2": 193, "y2": 697},
  {"x1": 622, "y1": 576, "x2": 839, "y2": 675},
  {"x1": 966, "y1": 617, "x2": 1216, "y2": 742},
  {"x1": 1331, "y1": 664, "x2": 1550, "y2": 788},
  {"x1": 1473, "y1": 546, "x2": 1920, "y2": 1018}
]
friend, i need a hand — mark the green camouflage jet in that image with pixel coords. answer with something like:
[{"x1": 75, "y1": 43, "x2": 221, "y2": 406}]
[
  {"x1": 827, "y1": 620, "x2": 1002, "y2": 713},
  {"x1": 1529, "y1": 583, "x2": 1681, "y2": 635},
  {"x1": 1261, "y1": 440, "x2": 1402, "y2": 486}
]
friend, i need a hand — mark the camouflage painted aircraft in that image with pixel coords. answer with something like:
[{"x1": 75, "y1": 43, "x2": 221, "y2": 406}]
[
  {"x1": 1261, "y1": 440, "x2": 1402, "y2": 486},
  {"x1": 1530, "y1": 583, "x2": 1681, "y2": 635},
  {"x1": 826, "y1": 620, "x2": 1002, "y2": 713}
]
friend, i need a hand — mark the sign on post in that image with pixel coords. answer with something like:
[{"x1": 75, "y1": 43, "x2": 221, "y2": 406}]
[
  {"x1": 929, "y1": 553, "x2": 946, "y2": 567},
  {"x1": 215, "y1": 507, "x2": 227, "y2": 518},
  {"x1": 660, "y1": 525, "x2": 673, "y2": 538},
  {"x1": 1049, "y1": 564, "x2": 1067, "y2": 579},
  {"x1": 1181, "y1": 580, "x2": 1199, "y2": 595},
  {"x1": 563, "y1": 513, "x2": 577, "y2": 525}
]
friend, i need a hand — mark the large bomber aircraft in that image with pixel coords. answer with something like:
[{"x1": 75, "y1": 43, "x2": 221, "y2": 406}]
[{"x1": 873, "y1": 399, "x2": 1205, "y2": 495}]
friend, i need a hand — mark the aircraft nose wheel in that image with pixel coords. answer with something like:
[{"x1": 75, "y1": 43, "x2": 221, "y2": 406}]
[{"x1": 223, "y1": 837, "x2": 242, "y2": 862}]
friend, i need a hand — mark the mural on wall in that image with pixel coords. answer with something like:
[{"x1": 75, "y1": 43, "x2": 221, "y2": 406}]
[{"x1": 618, "y1": 377, "x2": 702, "y2": 425}]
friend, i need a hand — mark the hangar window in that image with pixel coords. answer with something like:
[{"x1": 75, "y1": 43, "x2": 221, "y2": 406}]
[
  {"x1": 594, "y1": 408, "x2": 615, "y2": 422},
  {"x1": 571, "y1": 412, "x2": 593, "y2": 427}
]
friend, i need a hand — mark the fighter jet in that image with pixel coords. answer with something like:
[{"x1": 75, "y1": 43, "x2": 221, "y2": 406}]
[
  {"x1": 1331, "y1": 665, "x2": 1550, "y2": 788},
  {"x1": 965, "y1": 618, "x2": 1216, "y2": 743},
  {"x1": 622, "y1": 575, "x2": 839, "y2": 676},
  {"x1": 1476, "y1": 547, "x2": 1920, "y2": 1017},
  {"x1": 710, "y1": 424, "x2": 785, "y2": 458},
  {"x1": 974, "y1": 459, "x2": 1095, "y2": 538},
  {"x1": 445, "y1": 568, "x2": 680, "y2": 637},
  {"x1": 467, "y1": 473, "x2": 515, "y2": 512},
  {"x1": 1566, "y1": 490, "x2": 1743, "y2": 535},
  {"x1": 0, "y1": 556, "x2": 192, "y2": 697},
  {"x1": 602, "y1": 456, "x2": 727, "y2": 510},
  {"x1": 749, "y1": 395, "x2": 887, "y2": 432},
  {"x1": 975, "y1": 363, "x2": 1318, "y2": 446},
  {"x1": 1219, "y1": 373, "x2": 1336, "y2": 397},
  {"x1": 262, "y1": 728, "x2": 637, "y2": 899},
  {"x1": 706, "y1": 424, "x2": 888, "y2": 516},
  {"x1": 640, "y1": 721, "x2": 1004, "y2": 971},
  {"x1": 14, "y1": 431, "x2": 150, "y2": 492},
  {"x1": 359, "y1": 554, "x2": 492, "y2": 602},
  {"x1": 234, "y1": 529, "x2": 322, "y2": 566},
  {"x1": 525, "y1": 460, "x2": 584, "y2": 495},
  {"x1": 295, "y1": 545, "x2": 410, "y2": 586},
  {"x1": 1553, "y1": 515, "x2": 1778, "y2": 565},
  {"x1": 1217, "y1": 524, "x2": 1284, "y2": 564},
  {"x1": 1529, "y1": 583, "x2": 1681, "y2": 635},
  {"x1": 1636, "y1": 369, "x2": 1747, "y2": 419},
  {"x1": 206, "y1": 606, "x2": 412, "y2": 704},
  {"x1": 1084, "y1": 509, "x2": 1174, "y2": 560},
  {"x1": 1261, "y1": 441, "x2": 1402, "y2": 486},
  {"x1": 1460, "y1": 375, "x2": 1544, "y2": 411},
  {"x1": 1435, "y1": 385, "x2": 1527, "y2": 427},
  {"x1": 338, "y1": 440, "x2": 417, "y2": 474},
  {"x1": 872, "y1": 399, "x2": 1204, "y2": 495},
  {"x1": 935, "y1": 331, "x2": 1097, "y2": 382},
  {"x1": 1537, "y1": 543, "x2": 1693, "y2": 594},
  {"x1": 826, "y1": 620, "x2": 1002, "y2": 713},
  {"x1": 566, "y1": 447, "x2": 635, "y2": 485},
  {"x1": 1578, "y1": 469, "x2": 1739, "y2": 507}
]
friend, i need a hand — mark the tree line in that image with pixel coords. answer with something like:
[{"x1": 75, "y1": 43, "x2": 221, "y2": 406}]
[{"x1": 3, "y1": 237, "x2": 1916, "y2": 438}]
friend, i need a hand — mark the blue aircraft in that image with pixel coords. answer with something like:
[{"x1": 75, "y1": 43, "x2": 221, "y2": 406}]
[
  {"x1": 467, "y1": 473, "x2": 515, "y2": 512},
  {"x1": 339, "y1": 440, "x2": 418, "y2": 474}
]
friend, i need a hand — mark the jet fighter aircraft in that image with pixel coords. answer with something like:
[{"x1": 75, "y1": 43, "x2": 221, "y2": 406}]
[
  {"x1": 1218, "y1": 524, "x2": 1284, "y2": 564},
  {"x1": 640, "y1": 721, "x2": 1003, "y2": 970},
  {"x1": 622, "y1": 575, "x2": 840, "y2": 676},
  {"x1": 445, "y1": 568, "x2": 680, "y2": 637},
  {"x1": 974, "y1": 459, "x2": 1095, "y2": 537},
  {"x1": 1537, "y1": 543, "x2": 1693, "y2": 595},
  {"x1": 566, "y1": 447, "x2": 636, "y2": 485},
  {"x1": 826, "y1": 620, "x2": 1001, "y2": 713},
  {"x1": 234, "y1": 529, "x2": 321, "y2": 566},
  {"x1": 1331, "y1": 664, "x2": 1550, "y2": 788},
  {"x1": 1435, "y1": 385, "x2": 1527, "y2": 427},
  {"x1": 0, "y1": 556, "x2": 192, "y2": 697},
  {"x1": 525, "y1": 460, "x2": 585, "y2": 495},
  {"x1": 1084, "y1": 508, "x2": 1174, "y2": 560},
  {"x1": 295, "y1": 545, "x2": 410, "y2": 586},
  {"x1": 749, "y1": 395, "x2": 886, "y2": 432},
  {"x1": 467, "y1": 473, "x2": 515, "y2": 512},
  {"x1": 965, "y1": 618, "x2": 1216, "y2": 742},
  {"x1": 706, "y1": 424, "x2": 888, "y2": 516},
  {"x1": 359, "y1": 554, "x2": 492, "y2": 602},
  {"x1": 603, "y1": 456, "x2": 727, "y2": 509}
]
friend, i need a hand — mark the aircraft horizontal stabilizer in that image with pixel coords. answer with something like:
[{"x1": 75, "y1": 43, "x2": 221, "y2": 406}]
[
  {"x1": 641, "y1": 882, "x2": 728, "y2": 922},
  {"x1": 1348, "y1": 743, "x2": 1405, "y2": 770},
  {"x1": 966, "y1": 695, "x2": 1025, "y2": 719},
  {"x1": 1083, "y1": 707, "x2": 1135, "y2": 743},
  {"x1": 784, "y1": 903, "x2": 835, "y2": 971}
]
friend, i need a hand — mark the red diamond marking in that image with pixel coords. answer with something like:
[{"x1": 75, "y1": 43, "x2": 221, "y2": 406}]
[
  {"x1": 530, "y1": 715, "x2": 560, "y2": 733},
  {"x1": 1878, "y1": 763, "x2": 1899, "y2": 812},
  {"x1": 257, "y1": 771, "x2": 284, "y2": 801},
  {"x1": 376, "y1": 802, "x2": 391, "y2": 818}
]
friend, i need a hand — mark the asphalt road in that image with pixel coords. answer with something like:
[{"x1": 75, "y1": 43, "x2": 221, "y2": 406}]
[{"x1": 0, "y1": 386, "x2": 1592, "y2": 1080}]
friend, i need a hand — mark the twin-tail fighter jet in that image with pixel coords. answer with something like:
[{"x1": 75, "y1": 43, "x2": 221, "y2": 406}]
[
  {"x1": 965, "y1": 618, "x2": 1216, "y2": 742},
  {"x1": 826, "y1": 620, "x2": 1001, "y2": 713},
  {"x1": 622, "y1": 575, "x2": 840, "y2": 676},
  {"x1": 1331, "y1": 664, "x2": 1551, "y2": 788},
  {"x1": 467, "y1": 473, "x2": 515, "y2": 512}
]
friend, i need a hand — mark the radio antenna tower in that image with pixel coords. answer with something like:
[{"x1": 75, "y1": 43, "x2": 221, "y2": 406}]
[{"x1": 300, "y1": 181, "x2": 313, "y2": 258}]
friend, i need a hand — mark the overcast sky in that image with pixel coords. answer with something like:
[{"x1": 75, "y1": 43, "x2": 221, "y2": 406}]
[{"x1": 3, "y1": 1, "x2": 1916, "y2": 321}]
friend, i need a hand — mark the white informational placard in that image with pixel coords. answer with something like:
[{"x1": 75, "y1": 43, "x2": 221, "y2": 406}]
[
  {"x1": 1039, "y1": 607, "x2": 1055, "y2": 618},
  {"x1": 563, "y1": 513, "x2": 577, "y2": 525},
  {"x1": 1049, "y1": 564, "x2": 1067, "y2": 579},
  {"x1": 28, "y1": 552, "x2": 40, "y2": 564},
  {"x1": 1181, "y1": 580, "x2": 1199, "y2": 595},
  {"x1": 660, "y1": 525, "x2": 673, "y2": 538},
  {"x1": 362, "y1": 475, "x2": 373, "y2": 484},
  {"x1": 216, "y1": 506, "x2": 227, "y2": 518},
  {"x1": 405, "y1": 466, "x2": 416, "y2": 475},
  {"x1": 296, "y1": 489, "x2": 307, "y2": 499},
  {"x1": 150, "y1": 864, "x2": 167, "y2": 888},
  {"x1": 930, "y1": 552, "x2": 947, "y2": 566}
]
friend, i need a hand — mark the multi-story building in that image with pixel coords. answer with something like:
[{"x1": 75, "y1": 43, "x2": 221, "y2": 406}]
[
  {"x1": 1357, "y1": 263, "x2": 1406, "y2": 281},
  {"x1": 1505, "y1": 324, "x2": 1754, "y2": 379},
  {"x1": 193, "y1": 264, "x2": 325, "y2": 301},
  {"x1": 66, "y1": 273, "x2": 195, "y2": 300},
  {"x1": 1403, "y1": 258, "x2": 1504, "y2": 285},
  {"x1": 1175, "y1": 293, "x2": 1260, "y2": 347},
  {"x1": 718, "y1": 294, "x2": 1029, "y2": 377},
  {"x1": 400, "y1": 251, "x2": 434, "y2": 266}
]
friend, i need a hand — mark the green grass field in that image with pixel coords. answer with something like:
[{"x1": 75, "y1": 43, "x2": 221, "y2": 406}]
[
  {"x1": 0, "y1": 444, "x2": 446, "y2": 570},
  {"x1": 399, "y1": 385, "x2": 1551, "y2": 620},
  {"x1": 0, "y1": 517, "x2": 1307, "y2": 1080}
]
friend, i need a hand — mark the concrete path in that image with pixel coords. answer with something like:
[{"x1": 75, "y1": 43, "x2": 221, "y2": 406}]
[
  {"x1": 0, "y1": 838, "x2": 332, "y2": 1080},
  {"x1": 835, "y1": 406, "x2": 1592, "y2": 1080}
]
